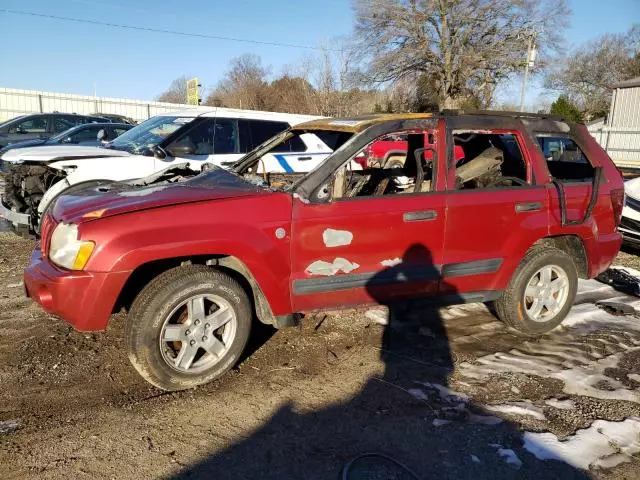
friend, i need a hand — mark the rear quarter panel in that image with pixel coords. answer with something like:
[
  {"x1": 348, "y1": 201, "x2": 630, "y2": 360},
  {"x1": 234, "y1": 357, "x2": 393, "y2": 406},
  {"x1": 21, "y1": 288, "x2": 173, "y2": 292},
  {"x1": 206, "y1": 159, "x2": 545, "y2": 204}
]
[{"x1": 79, "y1": 193, "x2": 294, "y2": 315}]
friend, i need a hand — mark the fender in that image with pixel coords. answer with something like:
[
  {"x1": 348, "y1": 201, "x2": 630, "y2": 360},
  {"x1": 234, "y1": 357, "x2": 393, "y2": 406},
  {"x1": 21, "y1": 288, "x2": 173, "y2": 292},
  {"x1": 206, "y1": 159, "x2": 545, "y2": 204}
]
[{"x1": 80, "y1": 196, "x2": 294, "y2": 316}]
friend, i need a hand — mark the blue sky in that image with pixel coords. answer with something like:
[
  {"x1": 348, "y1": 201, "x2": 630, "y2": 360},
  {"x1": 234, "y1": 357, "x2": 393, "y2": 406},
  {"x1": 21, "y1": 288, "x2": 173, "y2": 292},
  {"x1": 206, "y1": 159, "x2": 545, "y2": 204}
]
[{"x1": 0, "y1": 0, "x2": 638, "y2": 107}]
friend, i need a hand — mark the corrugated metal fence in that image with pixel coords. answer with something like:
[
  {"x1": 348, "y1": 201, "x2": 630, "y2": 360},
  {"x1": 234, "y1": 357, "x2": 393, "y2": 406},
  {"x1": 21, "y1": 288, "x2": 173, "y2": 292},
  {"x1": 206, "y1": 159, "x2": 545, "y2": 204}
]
[
  {"x1": 0, "y1": 87, "x2": 192, "y2": 122},
  {"x1": 588, "y1": 126, "x2": 640, "y2": 168}
]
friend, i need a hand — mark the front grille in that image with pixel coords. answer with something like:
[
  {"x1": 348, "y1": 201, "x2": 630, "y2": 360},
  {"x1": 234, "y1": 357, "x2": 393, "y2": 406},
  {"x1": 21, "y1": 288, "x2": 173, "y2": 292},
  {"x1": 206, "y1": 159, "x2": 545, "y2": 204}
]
[{"x1": 40, "y1": 214, "x2": 56, "y2": 257}]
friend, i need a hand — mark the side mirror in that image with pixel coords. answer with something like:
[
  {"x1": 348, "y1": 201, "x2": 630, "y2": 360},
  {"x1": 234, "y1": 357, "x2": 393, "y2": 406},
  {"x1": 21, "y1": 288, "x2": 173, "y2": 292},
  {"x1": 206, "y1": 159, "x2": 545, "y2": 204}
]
[
  {"x1": 166, "y1": 144, "x2": 195, "y2": 157},
  {"x1": 151, "y1": 145, "x2": 167, "y2": 159},
  {"x1": 97, "y1": 129, "x2": 107, "y2": 141}
]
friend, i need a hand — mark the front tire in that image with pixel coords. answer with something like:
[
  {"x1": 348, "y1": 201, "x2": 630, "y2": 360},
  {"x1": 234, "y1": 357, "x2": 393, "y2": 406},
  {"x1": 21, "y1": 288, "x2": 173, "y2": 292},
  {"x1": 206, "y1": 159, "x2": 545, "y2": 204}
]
[
  {"x1": 125, "y1": 265, "x2": 252, "y2": 391},
  {"x1": 495, "y1": 246, "x2": 578, "y2": 335}
]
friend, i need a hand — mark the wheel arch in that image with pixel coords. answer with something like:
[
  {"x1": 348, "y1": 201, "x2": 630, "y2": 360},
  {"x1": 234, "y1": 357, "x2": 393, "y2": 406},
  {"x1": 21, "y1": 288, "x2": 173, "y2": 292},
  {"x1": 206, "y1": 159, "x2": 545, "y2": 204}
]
[
  {"x1": 114, "y1": 254, "x2": 297, "y2": 329},
  {"x1": 531, "y1": 235, "x2": 588, "y2": 278}
]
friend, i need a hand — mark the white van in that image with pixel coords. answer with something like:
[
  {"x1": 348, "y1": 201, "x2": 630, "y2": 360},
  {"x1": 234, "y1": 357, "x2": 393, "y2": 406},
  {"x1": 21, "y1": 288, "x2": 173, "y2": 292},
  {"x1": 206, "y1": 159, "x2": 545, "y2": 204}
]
[{"x1": 0, "y1": 107, "x2": 333, "y2": 234}]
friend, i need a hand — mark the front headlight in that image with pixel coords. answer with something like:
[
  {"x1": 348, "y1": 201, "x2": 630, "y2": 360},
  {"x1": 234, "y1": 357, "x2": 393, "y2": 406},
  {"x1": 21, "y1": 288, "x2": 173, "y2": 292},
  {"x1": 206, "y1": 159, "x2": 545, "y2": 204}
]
[{"x1": 49, "y1": 223, "x2": 95, "y2": 270}]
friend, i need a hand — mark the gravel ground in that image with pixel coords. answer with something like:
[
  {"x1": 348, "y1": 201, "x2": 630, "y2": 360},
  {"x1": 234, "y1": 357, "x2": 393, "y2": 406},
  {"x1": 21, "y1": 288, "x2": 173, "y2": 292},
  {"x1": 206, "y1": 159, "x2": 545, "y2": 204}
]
[{"x1": 0, "y1": 231, "x2": 639, "y2": 479}]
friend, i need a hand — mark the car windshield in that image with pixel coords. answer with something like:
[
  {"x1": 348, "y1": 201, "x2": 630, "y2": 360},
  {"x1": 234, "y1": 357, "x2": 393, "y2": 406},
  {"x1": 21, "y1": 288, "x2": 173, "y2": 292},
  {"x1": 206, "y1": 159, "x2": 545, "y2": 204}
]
[
  {"x1": 49, "y1": 125, "x2": 85, "y2": 142},
  {"x1": 106, "y1": 115, "x2": 194, "y2": 153}
]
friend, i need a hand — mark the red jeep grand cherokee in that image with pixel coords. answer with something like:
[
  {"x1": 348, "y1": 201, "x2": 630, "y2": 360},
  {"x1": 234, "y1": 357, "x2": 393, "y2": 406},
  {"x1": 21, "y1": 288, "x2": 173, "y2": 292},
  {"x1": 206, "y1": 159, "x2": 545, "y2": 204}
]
[{"x1": 24, "y1": 112, "x2": 624, "y2": 391}]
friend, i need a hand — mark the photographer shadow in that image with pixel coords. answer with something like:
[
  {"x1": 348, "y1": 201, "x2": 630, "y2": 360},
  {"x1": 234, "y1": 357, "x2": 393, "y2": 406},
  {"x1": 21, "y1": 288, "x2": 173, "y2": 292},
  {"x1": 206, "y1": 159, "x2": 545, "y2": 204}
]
[{"x1": 173, "y1": 244, "x2": 587, "y2": 479}]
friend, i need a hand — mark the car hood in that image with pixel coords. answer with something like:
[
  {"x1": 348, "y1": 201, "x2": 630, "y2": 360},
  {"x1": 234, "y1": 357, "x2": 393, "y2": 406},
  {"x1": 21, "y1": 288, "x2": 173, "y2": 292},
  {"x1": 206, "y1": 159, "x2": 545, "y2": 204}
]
[
  {"x1": 52, "y1": 168, "x2": 269, "y2": 224},
  {"x1": 0, "y1": 145, "x2": 130, "y2": 162},
  {"x1": 625, "y1": 176, "x2": 640, "y2": 202},
  {"x1": 0, "y1": 138, "x2": 48, "y2": 151}
]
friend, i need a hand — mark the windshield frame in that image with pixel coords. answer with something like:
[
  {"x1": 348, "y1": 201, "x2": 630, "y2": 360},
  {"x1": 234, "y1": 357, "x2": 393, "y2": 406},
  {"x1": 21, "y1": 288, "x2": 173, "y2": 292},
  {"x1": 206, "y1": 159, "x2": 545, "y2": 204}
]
[{"x1": 106, "y1": 115, "x2": 197, "y2": 154}]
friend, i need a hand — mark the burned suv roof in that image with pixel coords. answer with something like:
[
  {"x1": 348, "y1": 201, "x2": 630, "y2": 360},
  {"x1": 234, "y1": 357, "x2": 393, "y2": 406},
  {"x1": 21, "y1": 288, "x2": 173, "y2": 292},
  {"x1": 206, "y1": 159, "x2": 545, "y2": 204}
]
[{"x1": 292, "y1": 110, "x2": 574, "y2": 134}]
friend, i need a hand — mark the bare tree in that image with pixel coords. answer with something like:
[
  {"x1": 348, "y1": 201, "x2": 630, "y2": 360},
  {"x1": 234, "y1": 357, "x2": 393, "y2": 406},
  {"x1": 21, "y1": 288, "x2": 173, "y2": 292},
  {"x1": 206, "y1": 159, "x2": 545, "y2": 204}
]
[
  {"x1": 157, "y1": 76, "x2": 190, "y2": 104},
  {"x1": 205, "y1": 54, "x2": 270, "y2": 110},
  {"x1": 545, "y1": 24, "x2": 640, "y2": 119},
  {"x1": 353, "y1": 0, "x2": 568, "y2": 109}
]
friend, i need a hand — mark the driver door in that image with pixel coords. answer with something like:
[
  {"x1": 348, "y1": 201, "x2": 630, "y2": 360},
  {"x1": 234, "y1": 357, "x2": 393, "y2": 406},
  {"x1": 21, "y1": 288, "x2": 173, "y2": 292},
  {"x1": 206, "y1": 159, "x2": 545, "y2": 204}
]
[{"x1": 290, "y1": 128, "x2": 447, "y2": 312}]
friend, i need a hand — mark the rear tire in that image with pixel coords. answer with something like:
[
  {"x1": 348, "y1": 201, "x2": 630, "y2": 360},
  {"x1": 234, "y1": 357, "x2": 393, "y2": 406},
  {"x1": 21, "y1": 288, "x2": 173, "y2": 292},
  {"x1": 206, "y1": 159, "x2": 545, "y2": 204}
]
[
  {"x1": 495, "y1": 246, "x2": 578, "y2": 336},
  {"x1": 125, "y1": 265, "x2": 252, "y2": 391}
]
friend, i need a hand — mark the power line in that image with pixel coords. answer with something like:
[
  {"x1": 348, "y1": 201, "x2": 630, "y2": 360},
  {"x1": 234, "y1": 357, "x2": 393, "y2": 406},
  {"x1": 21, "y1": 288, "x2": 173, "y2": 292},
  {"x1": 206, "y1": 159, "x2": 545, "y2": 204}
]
[{"x1": 0, "y1": 8, "x2": 342, "y2": 52}]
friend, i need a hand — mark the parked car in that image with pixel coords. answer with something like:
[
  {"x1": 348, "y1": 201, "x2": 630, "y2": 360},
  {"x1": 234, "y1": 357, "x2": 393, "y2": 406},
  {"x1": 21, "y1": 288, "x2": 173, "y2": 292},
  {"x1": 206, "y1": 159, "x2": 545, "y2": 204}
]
[
  {"x1": 0, "y1": 107, "x2": 331, "y2": 235},
  {"x1": 620, "y1": 176, "x2": 640, "y2": 247},
  {"x1": 0, "y1": 113, "x2": 110, "y2": 149},
  {"x1": 23, "y1": 111, "x2": 624, "y2": 390},
  {"x1": 91, "y1": 113, "x2": 137, "y2": 125},
  {"x1": 0, "y1": 122, "x2": 132, "y2": 154}
]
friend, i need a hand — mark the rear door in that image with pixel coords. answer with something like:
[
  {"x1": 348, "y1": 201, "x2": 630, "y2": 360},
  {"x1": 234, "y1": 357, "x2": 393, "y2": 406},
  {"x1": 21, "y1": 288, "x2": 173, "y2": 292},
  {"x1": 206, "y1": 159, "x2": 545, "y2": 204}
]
[{"x1": 441, "y1": 118, "x2": 549, "y2": 296}]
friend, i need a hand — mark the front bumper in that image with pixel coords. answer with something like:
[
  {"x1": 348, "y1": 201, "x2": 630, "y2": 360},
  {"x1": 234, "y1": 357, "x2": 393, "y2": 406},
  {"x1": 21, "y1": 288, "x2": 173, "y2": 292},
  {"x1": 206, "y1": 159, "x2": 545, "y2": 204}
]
[
  {"x1": 24, "y1": 246, "x2": 131, "y2": 331},
  {"x1": 0, "y1": 198, "x2": 30, "y2": 225}
]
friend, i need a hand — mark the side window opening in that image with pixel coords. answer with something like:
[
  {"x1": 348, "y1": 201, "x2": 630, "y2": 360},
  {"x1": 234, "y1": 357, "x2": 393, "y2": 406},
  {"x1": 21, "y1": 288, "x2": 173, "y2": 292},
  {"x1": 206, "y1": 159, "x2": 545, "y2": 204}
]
[
  {"x1": 333, "y1": 130, "x2": 436, "y2": 200},
  {"x1": 166, "y1": 118, "x2": 239, "y2": 156},
  {"x1": 452, "y1": 131, "x2": 528, "y2": 189},
  {"x1": 536, "y1": 135, "x2": 594, "y2": 182},
  {"x1": 11, "y1": 116, "x2": 48, "y2": 134},
  {"x1": 242, "y1": 120, "x2": 307, "y2": 153}
]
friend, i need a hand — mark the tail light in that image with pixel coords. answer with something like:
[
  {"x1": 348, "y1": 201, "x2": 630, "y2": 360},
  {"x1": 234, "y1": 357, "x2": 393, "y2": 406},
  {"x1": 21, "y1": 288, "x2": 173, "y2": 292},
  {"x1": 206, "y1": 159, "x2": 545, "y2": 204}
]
[{"x1": 610, "y1": 188, "x2": 625, "y2": 226}]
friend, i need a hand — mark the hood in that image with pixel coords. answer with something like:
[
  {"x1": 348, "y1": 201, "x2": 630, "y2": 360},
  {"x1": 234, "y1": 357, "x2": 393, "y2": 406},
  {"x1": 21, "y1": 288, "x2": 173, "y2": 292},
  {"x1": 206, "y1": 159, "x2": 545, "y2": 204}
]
[
  {"x1": 0, "y1": 138, "x2": 48, "y2": 152},
  {"x1": 625, "y1": 176, "x2": 640, "y2": 201},
  {"x1": 52, "y1": 168, "x2": 269, "y2": 224},
  {"x1": 0, "y1": 145, "x2": 131, "y2": 163}
]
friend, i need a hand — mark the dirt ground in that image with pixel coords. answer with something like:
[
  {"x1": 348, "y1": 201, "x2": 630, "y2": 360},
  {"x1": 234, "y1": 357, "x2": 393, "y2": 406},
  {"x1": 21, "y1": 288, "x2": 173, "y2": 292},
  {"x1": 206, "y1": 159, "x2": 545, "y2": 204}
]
[{"x1": 1, "y1": 232, "x2": 640, "y2": 479}]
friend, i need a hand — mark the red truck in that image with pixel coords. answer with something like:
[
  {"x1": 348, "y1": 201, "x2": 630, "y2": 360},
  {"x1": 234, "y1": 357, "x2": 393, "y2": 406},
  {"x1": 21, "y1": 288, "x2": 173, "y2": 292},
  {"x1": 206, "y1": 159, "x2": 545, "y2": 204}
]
[
  {"x1": 354, "y1": 131, "x2": 465, "y2": 169},
  {"x1": 24, "y1": 112, "x2": 624, "y2": 390}
]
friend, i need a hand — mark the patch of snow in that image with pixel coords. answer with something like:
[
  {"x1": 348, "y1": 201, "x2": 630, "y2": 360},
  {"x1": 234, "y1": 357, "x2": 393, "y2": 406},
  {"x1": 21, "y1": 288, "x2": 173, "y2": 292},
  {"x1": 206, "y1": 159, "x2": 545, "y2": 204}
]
[
  {"x1": 484, "y1": 401, "x2": 546, "y2": 420},
  {"x1": 365, "y1": 309, "x2": 388, "y2": 325},
  {"x1": 544, "y1": 398, "x2": 575, "y2": 410},
  {"x1": 495, "y1": 448, "x2": 522, "y2": 469},
  {"x1": 628, "y1": 373, "x2": 640, "y2": 383},
  {"x1": 471, "y1": 455, "x2": 481, "y2": 464},
  {"x1": 523, "y1": 417, "x2": 640, "y2": 470},
  {"x1": 432, "y1": 419, "x2": 451, "y2": 426},
  {"x1": 407, "y1": 388, "x2": 430, "y2": 402},
  {"x1": 0, "y1": 419, "x2": 21, "y2": 434}
]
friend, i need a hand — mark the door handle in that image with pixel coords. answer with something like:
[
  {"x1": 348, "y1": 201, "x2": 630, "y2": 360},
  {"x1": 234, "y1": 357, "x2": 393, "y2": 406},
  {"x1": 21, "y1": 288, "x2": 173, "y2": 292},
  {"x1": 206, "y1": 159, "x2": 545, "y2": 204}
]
[
  {"x1": 515, "y1": 202, "x2": 543, "y2": 213},
  {"x1": 298, "y1": 156, "x2": 313, "y2": 161},
  {"x1": 403, "y1": 210, "x2": 437, "y2": 222}
]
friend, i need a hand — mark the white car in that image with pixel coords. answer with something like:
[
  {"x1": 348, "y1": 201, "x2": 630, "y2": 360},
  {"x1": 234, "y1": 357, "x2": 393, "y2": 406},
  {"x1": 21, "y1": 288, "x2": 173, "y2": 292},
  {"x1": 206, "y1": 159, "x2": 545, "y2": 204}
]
[
  {"x1": 620, "y1": 176, "x2": 640, "y2": 247},
  {"x1": 0, "y1": 107, "x2": 336, "y2": 234}
]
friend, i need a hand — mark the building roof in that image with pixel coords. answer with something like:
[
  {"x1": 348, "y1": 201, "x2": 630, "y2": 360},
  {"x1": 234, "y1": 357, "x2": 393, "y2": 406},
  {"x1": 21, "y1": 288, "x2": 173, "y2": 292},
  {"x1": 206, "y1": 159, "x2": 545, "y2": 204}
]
[{"x1": 612, "y1": 76, "x2": 640, "y2": 89}]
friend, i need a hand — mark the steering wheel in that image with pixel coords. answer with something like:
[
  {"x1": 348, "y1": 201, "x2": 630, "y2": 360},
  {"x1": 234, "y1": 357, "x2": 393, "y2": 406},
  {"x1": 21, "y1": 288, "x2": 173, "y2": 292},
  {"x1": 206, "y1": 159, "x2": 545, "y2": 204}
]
[{"x1": 486, "y1": 176, "x2": 528, "y2": 188}]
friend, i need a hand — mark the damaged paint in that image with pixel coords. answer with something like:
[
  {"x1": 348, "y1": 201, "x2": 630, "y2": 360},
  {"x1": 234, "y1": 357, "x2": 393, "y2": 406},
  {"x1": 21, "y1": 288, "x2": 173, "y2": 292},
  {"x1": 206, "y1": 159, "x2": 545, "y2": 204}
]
[
  {"x1": 322, "y1": 228, "x2": 353, "y2": 247},
  {"x1": 306, "y1": 258, "x2": 360, "y2": 276},
  {"x1": 380, "y1": 257, "x2": 402, "y2": 267},
  {"x1": 83, "y1": 208, "x2": 107, "y2": 219},
  {"x1": 118, "y1": 185, "x2": 168, "y2": 197}
]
